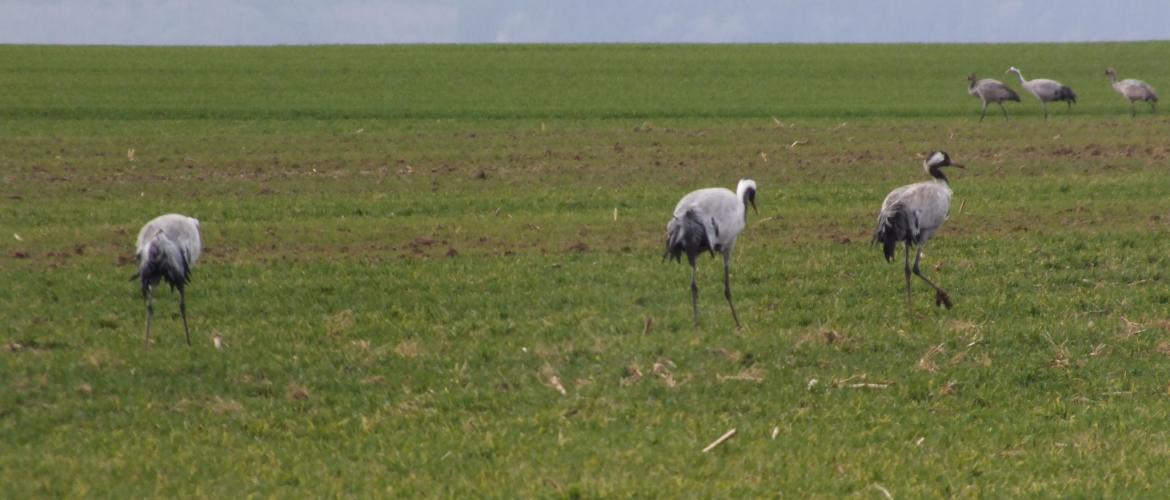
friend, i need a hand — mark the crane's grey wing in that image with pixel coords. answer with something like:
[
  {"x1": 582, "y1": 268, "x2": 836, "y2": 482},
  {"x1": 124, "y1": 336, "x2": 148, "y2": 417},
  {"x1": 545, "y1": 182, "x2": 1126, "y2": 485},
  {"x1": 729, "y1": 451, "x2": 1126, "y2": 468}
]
[
  {"x1": 1031, "y1": 79, "x2": 1062, "y2": 95},
  {"x1": 1032, "y1": 79, "x2": 1075, "y2": 102},
  {"x1": 985, "y1": 81, "x2": 1020, "y2": 102},
  {"x1": 902, "y1": 183, "x2": 952, "y2": 240},
  {"x1": 152, "y1": 214, "x2": 201, "y2": 266},
  {"x1": 673, "y1": 189, "x2": 731, "y2": 251},
  {"x1": 975, "y1": 79, "x2": 1017, "y2": 102},
  {"x1": 879, "y1": 185, "x2": 912, "y2": 214},
  {"x1": 875, "y1": 182, "x2": 951, "y2": 247},
  {"x1": 1136, "y1": 81, "x2": 1157, "y2": 100},
  {"x1": 173, "y1": 217, "x2": 202, "y2": 265},
  {"x1": 135, "y1": 214, "x2": 201, "y2": 285},
  {"x1": 1122, "y1": 80, "x2": 1157, "y2": 101}
]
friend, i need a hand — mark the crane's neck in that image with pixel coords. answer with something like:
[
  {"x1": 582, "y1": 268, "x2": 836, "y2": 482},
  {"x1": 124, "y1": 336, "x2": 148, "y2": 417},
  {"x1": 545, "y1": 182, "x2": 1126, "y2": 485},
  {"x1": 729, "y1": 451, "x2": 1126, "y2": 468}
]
[
  {"x1": 1012, "y1": 70, "x2": 1026, "y2": 85},
  {"x1": 735, "y1": 181, "x2": 757, "y2": 223},
  {"x1": 928, "y1": 166, "x2": 949, "y2": 184},
  {"x1": 740, "y1": 197, "x2": 750, "y2": 223},
  {"x1": 1107, "y1": 72, "x2": 1118, "y2": 84}
]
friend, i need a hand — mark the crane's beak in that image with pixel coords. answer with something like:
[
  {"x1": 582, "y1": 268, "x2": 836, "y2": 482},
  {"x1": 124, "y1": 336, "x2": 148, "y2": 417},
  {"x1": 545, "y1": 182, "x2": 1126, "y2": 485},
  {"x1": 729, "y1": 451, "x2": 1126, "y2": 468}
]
[
  {"x1": 751, "y1": 198, "x2": 758, "y2": 215},
  {"x1": 950, "y1": 163, "x2": 965, "y2": 169}
]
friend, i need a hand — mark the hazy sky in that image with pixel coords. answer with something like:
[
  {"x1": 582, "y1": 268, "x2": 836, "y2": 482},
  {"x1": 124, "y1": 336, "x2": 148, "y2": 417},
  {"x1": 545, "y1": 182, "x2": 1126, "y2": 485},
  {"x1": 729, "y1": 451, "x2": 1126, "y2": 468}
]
[{"x1": 1, "y1": 1, "x2": 1167, "y2": 45}]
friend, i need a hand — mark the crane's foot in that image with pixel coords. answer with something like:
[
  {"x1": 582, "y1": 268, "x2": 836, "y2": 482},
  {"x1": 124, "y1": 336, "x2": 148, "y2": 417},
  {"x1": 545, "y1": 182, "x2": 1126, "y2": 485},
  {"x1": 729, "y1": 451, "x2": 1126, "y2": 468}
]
[{"x1": 934, "y1": 290, "x2": 954, "y2": 309}]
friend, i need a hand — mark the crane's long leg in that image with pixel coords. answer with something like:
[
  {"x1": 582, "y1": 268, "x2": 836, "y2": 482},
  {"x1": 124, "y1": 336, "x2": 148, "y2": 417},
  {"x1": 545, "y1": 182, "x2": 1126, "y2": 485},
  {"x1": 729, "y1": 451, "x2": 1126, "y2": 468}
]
[
  {"x1": 144, "y1": 287, "x2": 154, "y2": 349},
  {"x1": 1042, "y1": 102, "x2": 1049, "y2": 120},
  {"x1": 690, "y1": 261, "x2": 700, "y2": 327},
  {"x1": 722, "y1": 252, "x2": 741, "y2": 328},
  {"x1": 1151, "y1": 101, "x2": 1157, "y2": 114},
  {"x1": 903, "y1": 241, "x2": 913, "y2": 314},
  {"x1": 998, "y1": 102, "x2": 1009, "y2": 120},
  {"x1": 979, "y1": 102, "x2": 988, "y2": 122},
  {"x1": 179, "y1": 287, "x2": 191, "y2": 346},
  {"x1": 1131, "y1": 101, "x2": 1137, "y2": 118},
  {"x1": 912, "y1": 243, "x2": 953, "y2": 309}
]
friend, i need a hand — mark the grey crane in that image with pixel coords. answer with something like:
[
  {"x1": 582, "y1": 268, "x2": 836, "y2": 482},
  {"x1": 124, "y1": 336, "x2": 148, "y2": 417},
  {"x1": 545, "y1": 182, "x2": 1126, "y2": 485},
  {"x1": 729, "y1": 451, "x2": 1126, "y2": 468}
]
[
  {"x1": 664, "y1": 179, "x2": 757, "y2": 327},
  {"x1": 1105, "y1": 67, "x2": 1157, "y2": 117},
  {"x1": 1007, "y1": 66, "x2": 1077, "y2": 120},
  {"x1": 131, "y1": 213, "x2": 202, "y2": 348},
  {"x1": 873, "y1": 152, "x2": 963, "y2": 312},
  {"x1": 967, "y1": 74, "x2": 1020, "y2": 122}
]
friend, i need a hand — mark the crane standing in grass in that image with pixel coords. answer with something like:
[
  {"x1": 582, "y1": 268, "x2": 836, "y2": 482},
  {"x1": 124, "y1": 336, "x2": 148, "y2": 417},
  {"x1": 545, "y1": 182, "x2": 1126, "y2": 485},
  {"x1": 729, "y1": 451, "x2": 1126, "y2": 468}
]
[
  {"x1": 873, "y1": 152, "x2": 963, "y2": 312},
  {"x1": 132, "y1": 213, "x2": 202, "y2": 348},
  {"x1": 967, "y1": 73, "x2": 1020, "y2": 122},
  {"x1": 1007, "y1": 66, "x2": 1077, "y2": 120},
  {"x1": 664, "y1": 179, "x2": 757, "y2": 328},
  {"x1": 1105, "y1": 67, "x2": 1157, "y2": 117}
]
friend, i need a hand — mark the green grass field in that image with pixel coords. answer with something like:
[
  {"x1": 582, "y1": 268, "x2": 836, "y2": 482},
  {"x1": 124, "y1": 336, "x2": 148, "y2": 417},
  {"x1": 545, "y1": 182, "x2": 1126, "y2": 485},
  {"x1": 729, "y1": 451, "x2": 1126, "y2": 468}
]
[{"x1": 3, "y1": 43, "x2": 1170, "y2": 496}]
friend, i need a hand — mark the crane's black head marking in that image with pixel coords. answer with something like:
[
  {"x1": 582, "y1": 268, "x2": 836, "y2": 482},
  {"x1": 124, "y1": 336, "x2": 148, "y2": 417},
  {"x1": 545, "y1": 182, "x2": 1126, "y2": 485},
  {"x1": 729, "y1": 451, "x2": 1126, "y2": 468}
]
[
  {"x1": 925, "y1": 151, "x2": 963, "y2": 181},
  {"x1": 925, "y1": 151, "x2": 963, "y2": 169},
  {"x1": 737, "y1": 179, "x2": 758, "y2": 215}
]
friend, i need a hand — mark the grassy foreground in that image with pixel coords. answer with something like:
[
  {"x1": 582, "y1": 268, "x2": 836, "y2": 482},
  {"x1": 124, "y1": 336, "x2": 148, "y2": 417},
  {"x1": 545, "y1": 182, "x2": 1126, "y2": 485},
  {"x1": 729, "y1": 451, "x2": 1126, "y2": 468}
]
[{"x1": 3, "y1": 44, "x2": 1170, "y2": 496}]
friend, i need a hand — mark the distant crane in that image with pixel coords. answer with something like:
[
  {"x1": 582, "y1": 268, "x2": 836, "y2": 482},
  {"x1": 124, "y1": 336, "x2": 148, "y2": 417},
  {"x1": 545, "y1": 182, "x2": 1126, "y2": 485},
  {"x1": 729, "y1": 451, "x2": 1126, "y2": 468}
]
[
  {"x1": 664, "y1": 179, "x2": 758, "y2": 327},
  {"x1": 1007, "y1": 66, "x2": 1077, "y2": 119},
  {"x1": 131, "y1": 213, "x2": 202, "y2": 348},
  {"x1": 1105, "y1": 67, "x2": 1157, "y2": 117},
  {"x1": 873, "y1": 152, "x2": 963, "y2": 312},
  {"x1": 967, "y1": 73, "x2": 1020, "y2": 122}
]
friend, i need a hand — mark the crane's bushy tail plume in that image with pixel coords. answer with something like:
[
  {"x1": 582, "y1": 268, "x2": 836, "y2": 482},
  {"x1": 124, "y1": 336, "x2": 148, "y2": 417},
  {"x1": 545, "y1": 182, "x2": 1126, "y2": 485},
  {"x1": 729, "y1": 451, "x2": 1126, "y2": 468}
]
[
  {"x1": 664, "y1": 209, "x2": 712, "y2": 265},
  {"x1": 1005, "y1": 87, "x2": 1021, "y2": 102},
  {"x1": 136, "y1": 240, "x2": 192, "y2": 297},
  {"x1": 1056, "y1": 86, "x2": 1077, "y2": 103},
  {"x1": 873, "y1": 205, "x2": 911, "y2": 262}
]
